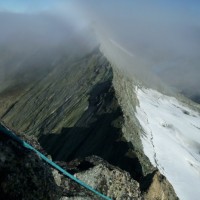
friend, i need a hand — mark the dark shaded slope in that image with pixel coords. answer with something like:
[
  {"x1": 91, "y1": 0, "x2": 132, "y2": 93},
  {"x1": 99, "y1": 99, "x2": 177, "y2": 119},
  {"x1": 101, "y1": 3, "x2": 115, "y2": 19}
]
[
  {"x1": 39, "y1": 81, "x2": 143, "y2": 181},
  {"x1": 1, "y1": 48, "x2": 144, "y2": 180},
  {"x1": 0, "y1": 131, "x2": 60, "y2": 200}
]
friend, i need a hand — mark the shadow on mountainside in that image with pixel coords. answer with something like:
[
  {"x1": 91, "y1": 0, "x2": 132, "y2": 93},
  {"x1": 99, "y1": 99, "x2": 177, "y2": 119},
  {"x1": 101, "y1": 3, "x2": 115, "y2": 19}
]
[
  {"x1": 39, "y1": 81, "x2": 144, "y2": 181},
  {"x1": 39, "y1": 117, "x2": 143, "y2": 181}
]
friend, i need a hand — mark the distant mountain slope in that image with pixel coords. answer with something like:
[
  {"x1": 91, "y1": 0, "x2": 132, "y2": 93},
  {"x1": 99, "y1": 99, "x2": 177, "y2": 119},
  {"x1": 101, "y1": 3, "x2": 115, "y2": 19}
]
[{"x1": 1, "y1": 49, "x2": 110, "y2": 134}]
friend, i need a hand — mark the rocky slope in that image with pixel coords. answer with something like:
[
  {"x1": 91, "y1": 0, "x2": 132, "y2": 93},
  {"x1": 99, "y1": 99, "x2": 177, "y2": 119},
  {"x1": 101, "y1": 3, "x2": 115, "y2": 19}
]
[
  {"x1": 0, "y1": 125, "x2": 177, "y2": 200},
  {"x1": 0, "y1": 48, "x2": 178, "y2": 199},
  {"x1": 0, "y1": 128, "x2": 61, "y2": 200}
]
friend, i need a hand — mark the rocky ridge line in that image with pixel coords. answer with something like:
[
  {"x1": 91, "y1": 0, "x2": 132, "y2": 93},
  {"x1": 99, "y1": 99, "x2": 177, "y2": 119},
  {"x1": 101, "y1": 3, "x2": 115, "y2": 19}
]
[{"x1": 0, "y1": 48, "x2": 178, "y2": 199}]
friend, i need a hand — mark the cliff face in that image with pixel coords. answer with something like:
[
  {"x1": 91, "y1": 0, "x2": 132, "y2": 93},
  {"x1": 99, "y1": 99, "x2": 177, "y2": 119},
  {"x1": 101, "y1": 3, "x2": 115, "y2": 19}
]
[{"x1": 0, "y1": 48, "x2": 178, "y2": 199}]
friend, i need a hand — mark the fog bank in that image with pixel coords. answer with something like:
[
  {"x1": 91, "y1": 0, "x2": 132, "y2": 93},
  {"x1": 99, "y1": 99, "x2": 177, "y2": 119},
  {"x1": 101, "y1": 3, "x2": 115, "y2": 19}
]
[
  {"x1": 77, "y1": 0, "x2": 200, "y2": 99},
  {"x1": 1, "y1": 0, "x2": 200, "y2": 101}
]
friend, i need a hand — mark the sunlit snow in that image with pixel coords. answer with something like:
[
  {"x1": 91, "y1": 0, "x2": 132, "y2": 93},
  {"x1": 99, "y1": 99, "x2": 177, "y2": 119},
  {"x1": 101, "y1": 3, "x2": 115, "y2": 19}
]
[{"x1": 135, "y1": 87, "x2": 200, "y2": 200}]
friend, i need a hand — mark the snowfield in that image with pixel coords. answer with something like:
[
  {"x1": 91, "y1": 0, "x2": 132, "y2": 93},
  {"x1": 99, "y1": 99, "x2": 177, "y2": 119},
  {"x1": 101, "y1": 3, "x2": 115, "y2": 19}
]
[{"x1": 135, "y1": 87, "x2": 200, "y2": 200}]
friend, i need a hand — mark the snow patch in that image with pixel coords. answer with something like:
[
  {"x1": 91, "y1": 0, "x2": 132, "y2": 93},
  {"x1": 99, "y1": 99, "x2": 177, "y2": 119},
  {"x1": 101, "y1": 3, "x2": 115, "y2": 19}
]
[{"x1": 135, "y1": 87, "x2": 200, "y2": 200}]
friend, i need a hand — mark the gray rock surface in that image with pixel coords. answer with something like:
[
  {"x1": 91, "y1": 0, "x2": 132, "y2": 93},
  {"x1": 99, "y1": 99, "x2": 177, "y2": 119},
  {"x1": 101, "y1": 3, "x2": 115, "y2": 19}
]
[
  {"x1": 76, "y1": 164, "x2": 141, "y2": 200},
  {"x1": 0, "y1": 132, "x2": 61, "y2": 200}
]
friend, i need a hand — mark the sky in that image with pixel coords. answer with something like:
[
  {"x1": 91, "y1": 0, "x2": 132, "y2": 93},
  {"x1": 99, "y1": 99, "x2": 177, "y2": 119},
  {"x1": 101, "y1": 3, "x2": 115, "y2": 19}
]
[
  {"x1": 0, "y1": 0, "x2": 55, "y2": 12},
  {"x1": 0, "y1": 0, "x2": 200, "y2": 99}
]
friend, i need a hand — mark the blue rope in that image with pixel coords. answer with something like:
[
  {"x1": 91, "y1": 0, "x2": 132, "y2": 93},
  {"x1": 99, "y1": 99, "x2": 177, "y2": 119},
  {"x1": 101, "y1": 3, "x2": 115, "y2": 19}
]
[{"x1": 0, "y1": 125, "x2": 112, "y2": 200}]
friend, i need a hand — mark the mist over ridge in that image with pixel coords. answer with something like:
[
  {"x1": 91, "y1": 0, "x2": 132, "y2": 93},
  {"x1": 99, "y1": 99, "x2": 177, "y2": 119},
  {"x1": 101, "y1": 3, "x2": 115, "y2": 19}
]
[
  {"x1": 0, "y1": 10, "x2": 98, "y2": 90},
  {"x1": 0, "y1": 0, "x2": 200, "y2": 101},
  {"x1": 78, "y1": 0, "x2": 200, "y2": 100}
]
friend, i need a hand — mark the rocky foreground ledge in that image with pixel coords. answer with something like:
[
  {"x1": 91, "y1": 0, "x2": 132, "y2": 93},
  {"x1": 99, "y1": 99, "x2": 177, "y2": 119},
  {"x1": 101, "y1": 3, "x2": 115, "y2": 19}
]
[{"x1": 0, "y1": 129, "x2": 178, "y2": 200}]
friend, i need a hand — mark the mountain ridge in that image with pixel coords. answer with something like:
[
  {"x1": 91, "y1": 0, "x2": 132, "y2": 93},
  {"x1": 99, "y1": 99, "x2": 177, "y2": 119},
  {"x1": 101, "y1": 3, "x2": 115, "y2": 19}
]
[{"x1": 0, "y1": 47, "x2": 179, "y2": 199}]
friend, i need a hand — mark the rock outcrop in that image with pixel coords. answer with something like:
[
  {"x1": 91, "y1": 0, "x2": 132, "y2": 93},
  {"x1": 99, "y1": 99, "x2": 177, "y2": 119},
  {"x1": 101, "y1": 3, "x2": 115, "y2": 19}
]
[
  {"x1": 0, "y1": 131, "x2": 61, "y2": 200},
  {"x1": 75, "y1": 163, "x2": 141, "y2": 199},
  {"x1": 144, "y1": 171, "x2": 179, "y2": 200}
]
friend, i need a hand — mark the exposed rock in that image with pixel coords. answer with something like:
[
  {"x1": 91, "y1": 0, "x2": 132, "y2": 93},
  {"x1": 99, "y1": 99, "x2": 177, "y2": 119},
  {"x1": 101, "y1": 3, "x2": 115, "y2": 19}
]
[
  {"x1": 0, "y1": 132, "x2": 61, "y2": 200},
  {"x1": 76, "y1": 164, "x2": 141, "y2": 200},
  {"x1": 53, "y1": 169, "x2": 62, "y2": 187},
  {"x1": 60, "y1": 197, "x2": 91, "y2": 200},
  {"x1": 144, "y1": 171, "x2": 179, "y2": 200},
  {"x1": 58, "y1": 156, "x2": 142, "y2": 200},
  {"x1": 112, "y1": 67, "x2": 155, "y2": 176}
]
